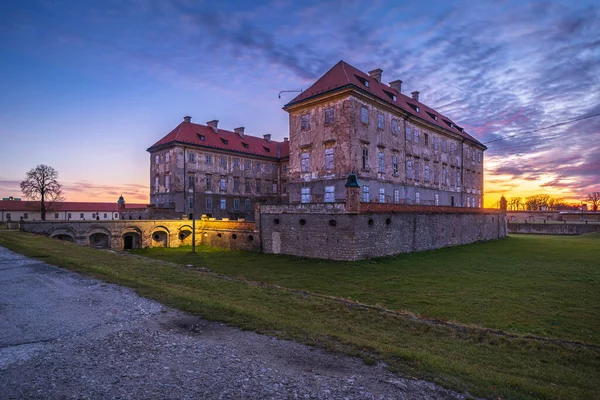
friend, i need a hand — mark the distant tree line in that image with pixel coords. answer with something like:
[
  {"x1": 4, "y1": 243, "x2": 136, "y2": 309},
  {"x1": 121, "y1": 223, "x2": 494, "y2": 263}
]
[{"x1": 506, "y1": 192, "x2": 599, "y2": 211}]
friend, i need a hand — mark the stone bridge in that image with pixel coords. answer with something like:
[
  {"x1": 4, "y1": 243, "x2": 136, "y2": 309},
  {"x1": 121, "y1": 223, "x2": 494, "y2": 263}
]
[{"x1": 19, "y1": 219, "x2": 260, "y2": 252}]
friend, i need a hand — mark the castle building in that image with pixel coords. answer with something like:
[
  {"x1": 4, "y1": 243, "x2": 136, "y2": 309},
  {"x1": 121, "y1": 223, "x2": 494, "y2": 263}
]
[
  {"x1": 147, "y1": 61, "x2": 485, "y2": 218},
  {"x1": 147, "y1": 118, "x2": 289, "y2": 220},
  {"x1": 283, "y1": 61, "x2": 486, "y2": 208}
]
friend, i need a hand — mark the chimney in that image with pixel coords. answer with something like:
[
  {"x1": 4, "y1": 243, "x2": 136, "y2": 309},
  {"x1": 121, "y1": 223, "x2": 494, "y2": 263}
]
[
  {"x1": 368, "y1": 68, "x2": 383, "y2": 83},
  {"x1": 183, "y1": 116, "x2": 192, "y2": 123},
  {"x1": 389, "y1": 80, "x2": 402, "y2": 93},
  {"x1": 283, "y1": 137, "x2": 289, "y2": 142},
  {"x1": 234, "y1": 127, "x2": 245, "y2": 138},
  {"x1": 263, "y1": 134, "x2": 271, "y2": 142},
  {"x1": 411, "y1": 91, "x2": 420, "y2": 102},
  {"x1": 206, "y1": 120, "x2": 219, "y2": 133}
]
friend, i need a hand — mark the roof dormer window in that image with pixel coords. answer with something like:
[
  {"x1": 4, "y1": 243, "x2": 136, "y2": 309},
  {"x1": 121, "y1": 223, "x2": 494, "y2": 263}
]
[
  {"x1": 408, "y1": 103, "x2": 420, "y2": 113},
  {"x1": 220, "y1": 138, "x2": 228, "y2": 145},
  {"x1": 426, "y1": 111, "x2": 438, "y2": 121},
  {"x1": 197, "y1": 134, "x2": 205, "y2": 141},
  {"x1": 383, "y1": 90, "x2": 397, "y2": 101},
  {"x1": 355, "y1": 75, "x2": 369, "y2": 88},
  {"x1": 242, "y1": 142, "x2": 249, "y2": 149},
  {"x1": 263, "y1": 146, "x2": 271, "y2": 152}
]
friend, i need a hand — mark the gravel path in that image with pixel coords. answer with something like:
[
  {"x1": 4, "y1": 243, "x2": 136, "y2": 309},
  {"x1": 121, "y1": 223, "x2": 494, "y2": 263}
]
[{"x1": 0, "y1": 246, "x2": 472, "y2": 399}]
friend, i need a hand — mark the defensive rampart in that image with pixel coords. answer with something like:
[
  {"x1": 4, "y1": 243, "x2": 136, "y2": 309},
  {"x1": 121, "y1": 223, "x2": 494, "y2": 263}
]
[
  {"x1": 259, "y1": 203, "x2": 507, "y2": 261},
  {"x1": 508, "y1": 222, "x2": 600, "y2": 235}
]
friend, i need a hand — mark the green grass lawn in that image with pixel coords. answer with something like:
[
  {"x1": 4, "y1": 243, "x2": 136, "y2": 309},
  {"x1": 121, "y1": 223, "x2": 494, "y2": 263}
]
[
  {"x1": 134, "y1": 234, "x2": 600, "y2": 345},
  {"x1": 0, "y1": 231, "x2": 598, "y2": 400}
]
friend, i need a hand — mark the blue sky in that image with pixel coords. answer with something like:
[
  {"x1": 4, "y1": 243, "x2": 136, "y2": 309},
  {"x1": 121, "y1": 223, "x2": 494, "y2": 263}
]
[{"x1": 0, "y1": 0, "x2": 598, "y2": 205}]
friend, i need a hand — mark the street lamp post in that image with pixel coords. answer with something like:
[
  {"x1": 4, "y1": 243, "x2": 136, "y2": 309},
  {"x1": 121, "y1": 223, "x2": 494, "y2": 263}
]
[{"x1": 192, "y1": 181, "x2": 196, "y2": 253}]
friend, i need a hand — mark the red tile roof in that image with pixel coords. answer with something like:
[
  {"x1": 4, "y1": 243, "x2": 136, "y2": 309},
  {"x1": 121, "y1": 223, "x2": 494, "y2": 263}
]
[
  {"x1": 148, "y1": 121, "x2": 289, "y2": 158},
  {"x1": 286, "y1": 61, "x2": 484, "y2": 147},
  {"x1": 0, "y1": 201, "x2": 147, "y2": 212}
]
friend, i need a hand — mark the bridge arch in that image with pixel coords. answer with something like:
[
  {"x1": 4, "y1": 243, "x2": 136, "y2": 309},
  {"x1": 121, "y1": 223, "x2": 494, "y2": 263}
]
[
  {"x1": 121, "y1": 226, "x2": 143, "y2": 250},
  {"x1": 177, "y1": 225, "x2": 193, "y2": 246},
  {"x1": 49, "y1": 227, "x2": 76, "y2": 242},
  {"x1": 151, "y1": 226, "x2": 170, "y2": 248},
  {"x1": 88, "y1": 227, "x2": 111, "y2": 249}
]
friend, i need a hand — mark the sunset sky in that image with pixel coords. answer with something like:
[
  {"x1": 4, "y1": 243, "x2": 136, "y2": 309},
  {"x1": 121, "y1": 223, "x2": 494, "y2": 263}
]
[{"x1": 1, "y1": 0, "x2": 598, "y2": 207}]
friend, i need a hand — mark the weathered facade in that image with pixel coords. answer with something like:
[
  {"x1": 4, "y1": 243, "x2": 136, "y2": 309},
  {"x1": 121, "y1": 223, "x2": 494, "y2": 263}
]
[
  {"x1": 147, "y1": 118, "x2": 289, "y2": 221},
  {"x1": 283, "y1": 62, "x2": 486, "y2": 208}
]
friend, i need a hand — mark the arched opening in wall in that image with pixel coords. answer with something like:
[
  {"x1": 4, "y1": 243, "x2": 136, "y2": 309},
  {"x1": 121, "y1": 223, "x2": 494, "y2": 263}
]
[
  {"x1": 217, "y1": 233, "x2": 222, "y2": 238},
  {"x1": 329, "y1": 220, "x2": 337, "y2": 227},
  {"x1": 54, "y1": 234, "x2": 74, "y2": 242},
  {"x1": 368, "y1": 218, "x2": 374, "y2": 226},
  {"x1": 151, "y1": 230, "x2": 169, "y2": 248},
  {"x1": 89, "y1": 232, "x2": 110, "y2": 249},
  {"x1": 385, "y1": 218, "x2": 391, "y2": 225},
  {"x1": 299, "y1": 219, "x2": 306, "y2": 226},
  {"x1": 231, "y1": 234, "x2": 237, "y2": 239},
  {"x1": 178, "y1": 229, "x2": 192, "y2": 245},
  {"x1": 248, "y1": 235, "x2": 254, "y2": 241},
  {"x1": 274, "y1": 218, "x2": 280, "y2": 225},
  {"x1": 122, "y1": 232, "x2": 141, "y2": 250}
]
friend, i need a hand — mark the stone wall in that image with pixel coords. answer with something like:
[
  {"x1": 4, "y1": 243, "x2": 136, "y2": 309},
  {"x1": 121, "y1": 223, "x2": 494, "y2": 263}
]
[
  {"x1": 260, "y1": 205, "x2": 507, "y2": 261},
  {"x1": 508, "y1": 223, "x2": 600, "y2": 235},
  {"x1": 19, "y1": 218, "x2": 260, "y2": 252}
]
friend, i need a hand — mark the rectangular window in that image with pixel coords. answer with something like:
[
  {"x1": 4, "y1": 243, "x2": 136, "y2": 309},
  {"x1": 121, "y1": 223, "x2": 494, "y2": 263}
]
[
  {"x1": 233, "y1": 158, "x2": 240, "y2": 169},
  {"x1": 188, "y1": 175, "x2": 194, "y2": 188},
  {"x1": 379, "y1": 187, "x2": 385, "y2": 203},
  {"x1": 104, "y1": 213, "x2": 107, "y2": 219},
  {"x1": 165, "y1": 175, "x2": 170, "y2": 191},
  {"x1": 256, "y1": 179, "x2": 261, "y2": 193},
  {"x1": 245, "y1": 199, "x2": 251, "y2": 210},
  {"x1": 301, "y1": 114, "x2": 310, "y2": 130},
  {"x1": 415, "y1": 192, "x2": 420, "y2": 204},
  {"x1": 205, "y1": 155, "x2": 212, "y2": 165},
  {"x1": 80, "y1": 213, "x2": 84, "y2": 219},
  {"x1": 324, "y1": 186, "x2": 335, "y2": 202},
  {"x1": 324, "y1": 148, "x2": 334, "y2": 170},
  {"x1": 67, "y1": 213, "x2": 71, "y2": 219},
  {"x1": 282, "y1": 165, "x2": 287, "y2": 172},
  {"x1": 155, "y1": 155, "x2": 159, "y2": 164},
  {"x1": 433, "y1": 136, "x2": 439, "y2": 150},
  {"x1": 92, "y1": 213, "x2": 96, "y2": 219},
  {"x1": 478, "y1": 198, "x2": 482, "y2": 208},
  {"x1": 244, "y1": 160, "x2": 251, "y2": 170},
  {"x1": 442, "y1": 166, "x2": 448, "y2": 185},
  {"x1": 478, "y1": 152, "x2": 482, "y2": 163},
  {"x1": 362, "y1": 148, "x2": 369, "y2": 170},
  {"x1": 219, "y1": 177, "x2": 226, "y2": 191},
  {"x1": 414, "y1": 161, "x2": 420, "y2": 181},
  {"x1": 325, "y1": 107, "x2": 334, "y2": 124},
  {"x1": 442, "y1": 139, "x2": 447, "y2": 153},
  {"x1": 272, "y1": 183, "x2": 277, "y2": 193},
  {"x1": 456, "y1": 170, "x2": 461, "y2": 187},
  {"x1": 189, "y1": 196, "x2": 194, "y2": 210},
  {"x1": 393, "y1": 189, "x2": 400, "y2": 204},
  {"x1": 165, "y1": 153, "x2": 170, "y2": 163},
  {"x1": 424, "y1": 133, "x2": 429, "y2": 147},
  {"x1": 424, "y1": 165, "x2": 430, "y2": 182},
  {"x1": 220, "y1": 198, "x2": 226, "y2": 210},
  {"x1": 391, "y1": 119, "x2": 398, "y2": 135},
  {"x1": 378, "y1": 151, "x2": 385, "y2": 173},
  {"x1": 233, "y1": 199, "x2": 240, "y2": 210},
  {"x1": 188, "y1": 152, "x2": 195, "y2": 162},
  {"x1": 435, "y1": 193, "x2": 439, "y2": 206},
  {"x1": 413, "y1": 129, "x2": 419, "y2": 143},
  {"x1": 265, "y1": 180, "x2": 271, "y2": 193},
  {"x1": 282, "y1": 182, "x2": 287, "y2": 194},
  {"x1": 377, "y1": 113, "x2": 384, "y2": 129},
  {"x1": 407, "y1": 159, "x2": 413, "y2": 179},
  {"x1": 362, "y1": 185, "x2": 370, "y2": 202},
  {"x1": 254, "y1": 162, "x2": 261, "y2": 171},
  {"x1": 301, "y1": 187, "x2": 310, "y2": 203},
  {"x1": 361, "y1": 106, "x2": 369, "y2": 124},
  {"x1": 220, "y1": 156, "x2": 227, "y2": 168},
  {"x1": 450, "y1": 142, "x2": 455, "y2": 155},
  {"x1": 301, "y1": 152, "x2": 310, "y2": 173},
  {"x1": 466, "y1": 148, "x2": 470, "y2": 160},
  {"x1": 434, "y1": 164, "x2": 439, "y2": 184},
  {"x1": 233, "y1": 177, "x2": 240, "y2": 192},
  {"x1": 393, "y1": 155, "x2": 399, "y2": 174},
  {"x1": 406, "y1": 126, "x2": 411, "y2": 141},
  {"x1": 206, "y1": 174, "x2": 212, "y2": 191},
  {"x1": 54, "y1": 213, "x2": 59, "y2": 219},
  {"x1": 245, "y1": 180, "x2": 251, "y2": 193},
  {"x1": 154, "y1": 176, "x2": 159, "y2": 193}
]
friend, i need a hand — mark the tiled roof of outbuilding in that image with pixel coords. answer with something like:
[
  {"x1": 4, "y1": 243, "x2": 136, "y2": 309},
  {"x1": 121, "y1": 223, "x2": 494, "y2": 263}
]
[
  {"x1": 148, "y1": 122, "x2": 289, "y2": 158},
  {"x1": 286, "y1": 60, "x2": 484, "y2": 147}
]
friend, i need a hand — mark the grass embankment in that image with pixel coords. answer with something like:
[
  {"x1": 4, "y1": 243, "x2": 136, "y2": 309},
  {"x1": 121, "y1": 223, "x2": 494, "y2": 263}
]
[{"x1": 0, "y1": 231, "x2": 598, "y2": 400}]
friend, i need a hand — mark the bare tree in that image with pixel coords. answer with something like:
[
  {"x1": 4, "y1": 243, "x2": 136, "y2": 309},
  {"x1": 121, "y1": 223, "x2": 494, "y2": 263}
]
[
  {"x1": 508, "y1": 197, "x2": 522, "y2": 210},
  {"x1": 586, "y1": 192, "x2": 600, "y2": 211},
  {"x1": 20, "y1": 165, "x2": 64, "y2": 220}
]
